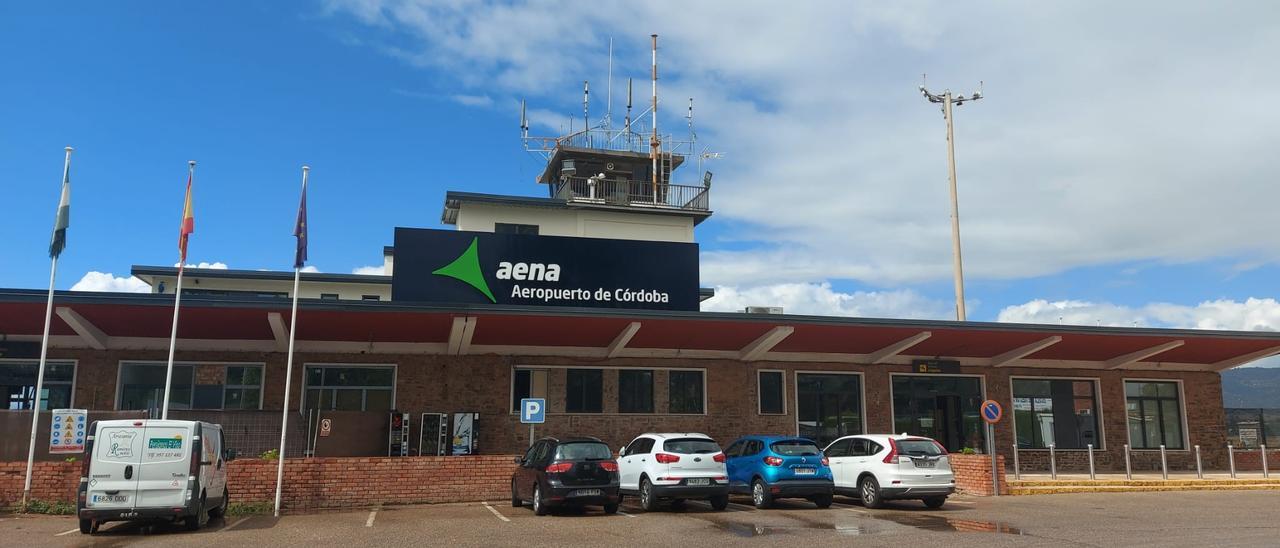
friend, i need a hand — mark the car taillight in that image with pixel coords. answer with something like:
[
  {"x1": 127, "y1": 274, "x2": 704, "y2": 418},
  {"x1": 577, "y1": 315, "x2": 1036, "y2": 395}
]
[
  {"x1": 713, "y1": 453, "x2": 726, "y2": 463},
  {"x1": 763, "y1": 456, "x2": 783, "y2": 466},
  {"x1": 600, "y1": 461, "x2": 618, "y2": 472},
  {"x1": 655, "y1": 453, "x2": 680, "y2": 464},
  {"x1": 883, "y1": 438, "x2": 899, "y2": 464},
  {"x1": 545, "y1": 462, "x2": 573, "y2": 473},
  {"x1": 821, "y1": 456, "x2": 830, "y2": 467}
]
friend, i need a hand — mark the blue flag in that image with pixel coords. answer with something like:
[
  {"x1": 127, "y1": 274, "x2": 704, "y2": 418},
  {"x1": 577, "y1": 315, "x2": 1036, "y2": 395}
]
[{"x1": 293, "y1": 176, "x2": 307, "y2": 268}]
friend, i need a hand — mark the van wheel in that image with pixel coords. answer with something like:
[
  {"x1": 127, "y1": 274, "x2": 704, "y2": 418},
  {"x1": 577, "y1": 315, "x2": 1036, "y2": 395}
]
[
  {"x1": 79, "y1": 519, "x2": 93, "y2": 535},
  {"x1": 185, "y1": 498, "x2": 204, "y2": 531},
  {"x1": 752, "y1": 479, "x2": 773, "y2": 509},
  {"x1": 209, "y1": 489, "x2": 229, "y2": 519}
]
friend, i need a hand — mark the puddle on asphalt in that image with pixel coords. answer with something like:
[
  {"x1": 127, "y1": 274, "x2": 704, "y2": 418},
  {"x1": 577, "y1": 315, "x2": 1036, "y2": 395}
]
[
  {"x1": 720, "y1": 515, "x2": 1022, "y2": 537},
  {"x1": 723, "y1": 523, "x2": 871, "y2": 537}
]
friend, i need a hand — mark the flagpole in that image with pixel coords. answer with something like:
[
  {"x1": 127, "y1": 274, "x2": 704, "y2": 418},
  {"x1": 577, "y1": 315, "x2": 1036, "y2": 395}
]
[
  {"x1": 274, "y1": 165, "x2": 308, "y2": 517},
  {"x1": 162, "y1": 160, "x2": 195, "y2": 420},
  {"x1": 22, "y1": 146, "x2": 73, "y2": 511}
]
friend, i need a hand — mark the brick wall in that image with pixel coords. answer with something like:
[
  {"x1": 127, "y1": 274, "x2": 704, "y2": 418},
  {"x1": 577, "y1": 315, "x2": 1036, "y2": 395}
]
[
  {"x1": 1, "y1": 456, "x2": 519, "y2": 510},
  {"x1": 950, "y1": 454, "x2": 1009, "y2": 496},
  {"x1": 1232, "y1": 449, "x2": 1279, "y2": 472},
  {"x1": 0, "y1": 461, "x2": 79, "y2": 507}
]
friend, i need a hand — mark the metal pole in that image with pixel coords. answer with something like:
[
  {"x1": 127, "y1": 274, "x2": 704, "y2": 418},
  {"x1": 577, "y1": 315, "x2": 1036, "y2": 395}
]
[
  {"x1": 1159, "y1": 445, "x2": 1168, "y2": 480},
  {"x1": 529, "y1": 423, "x2": 535, "y2": 448},
  {"x1": 1012, "y1": 444, "x2": 1021, "y2": 481},
  {"x1": 650, "y1": 34, "x2": 659, "y2": 200},
  {"x1": 1049, "y1": 443, "x2": 1057, "y2": 479},
  {"x1": 1087, "y1": 444, "x2": 1095, "y2": 480},
  {"x1": 1195, "y1": 445, "x2": 1203, "y2": 479},
  {"x1": 1124, "y1": 444, "x2": 1132, "y2": 480},
  {"x1": 1262, "y1": 444, "x2": 1269, "y2": 479},
  {"x1": 162, "y1": 160, "x2": 195, "y2": 420},
  {"x1": 21, "y1": 253, "x2": 60, "y2": 511},
  {"x1": 987, "y1": 423, "x2": 998, "y2": 496},
  {"x1": 1229, "y1": 444, "x2": 1236, "y2": 478},
  {"x1": 274, "y1": 165, "x2": 308, "y2": 517},
  {"x1": 942, "y1": 91, "x2": 966, "y2": 321}
]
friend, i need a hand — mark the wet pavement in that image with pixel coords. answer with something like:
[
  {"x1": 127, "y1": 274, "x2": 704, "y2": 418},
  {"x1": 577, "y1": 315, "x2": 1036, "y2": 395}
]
[{"x1": 3, "y1": 490, "x2": 1278, "y2": 547}]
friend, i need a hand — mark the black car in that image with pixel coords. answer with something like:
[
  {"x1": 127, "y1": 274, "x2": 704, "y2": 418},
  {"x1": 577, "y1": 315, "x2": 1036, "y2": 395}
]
[{"x1": 511, "y1": 436, "x2": 621, "y2": 515}]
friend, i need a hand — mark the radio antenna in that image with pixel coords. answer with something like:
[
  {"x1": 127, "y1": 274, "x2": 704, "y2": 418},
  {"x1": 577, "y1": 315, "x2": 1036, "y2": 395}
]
[
  {"x1": 583, "y1": 80, "x2": 590, "y2": 131},
  {"x1": 606, "y1": 37, "x2": 613, "y2": 128},
  {"x1": 520, "y1": 99, "x2": 528, "y2": 139},
  {"x1": 650, "y1": 33, "x2": 659, "y2": 197},
  {"x1": 625, "y1": 78, "x2": 633, "y2": 132}
]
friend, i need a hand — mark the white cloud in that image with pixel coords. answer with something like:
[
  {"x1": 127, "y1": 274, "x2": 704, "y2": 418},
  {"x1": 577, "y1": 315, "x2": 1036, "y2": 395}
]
[
  {"x1": 701, "y1": 282, "x2": 951, "y2": 320},
  {"x1": 325, "y1": 0, "x2": 1280, "y2": 287},
  {"x1": 300, "y1": 266, "x2": 321, "y2": 273},
  {"x1": 70, "y1": 272, "x2": 150, "y2": 293},
  {"x1": 997, "y1": 297, "x2": 1280, "y2": 332},
  {"x1": 352, "y1": 265, "x2": 386, "y2": 275},
  {"x1": 450, "y1": 93, "x2": 493, "y2": 107},
  {"x1": 173, "y1": 262, "x2": 229, "y2": 270}
]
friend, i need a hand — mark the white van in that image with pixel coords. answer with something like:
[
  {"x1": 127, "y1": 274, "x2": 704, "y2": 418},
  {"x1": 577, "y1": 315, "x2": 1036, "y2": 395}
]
[{"x1": 76, "y1": 419, "x2": 233, "y2": 534}]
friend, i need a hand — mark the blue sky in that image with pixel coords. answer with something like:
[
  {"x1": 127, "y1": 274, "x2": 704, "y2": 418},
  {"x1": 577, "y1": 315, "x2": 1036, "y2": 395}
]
[{"x1": 4, "y1": 1, "x2": 1280, "y2": 337}]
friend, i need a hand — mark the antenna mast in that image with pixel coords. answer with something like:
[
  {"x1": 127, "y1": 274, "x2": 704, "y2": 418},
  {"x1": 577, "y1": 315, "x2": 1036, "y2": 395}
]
[
  {"x1": 650, "y1": 34, "x2": 660, "y2": 197},
  {"x1": 606, "y1": 37, "x2": 613, "y2": 128}
]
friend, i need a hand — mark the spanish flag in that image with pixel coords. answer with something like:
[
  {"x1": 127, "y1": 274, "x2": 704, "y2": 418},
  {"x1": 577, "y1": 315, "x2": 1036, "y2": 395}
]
[{"x1": 178, "y1": 165, "x2": 194, "y2": 263}]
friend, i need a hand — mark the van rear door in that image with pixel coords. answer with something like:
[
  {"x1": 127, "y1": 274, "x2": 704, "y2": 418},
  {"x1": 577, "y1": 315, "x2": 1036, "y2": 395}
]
[
  {"x1": 135, "y1": 421, "x2": 195, "y2": 508},
  {"x1": 86, "y1": 422, "x2": 145, "y2": 511}
]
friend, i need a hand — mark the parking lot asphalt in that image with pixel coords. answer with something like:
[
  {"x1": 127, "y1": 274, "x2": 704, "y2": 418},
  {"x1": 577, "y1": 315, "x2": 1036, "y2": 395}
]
[{"x1": 4, "y1": 490, "x2": 1279, "y2": 547}]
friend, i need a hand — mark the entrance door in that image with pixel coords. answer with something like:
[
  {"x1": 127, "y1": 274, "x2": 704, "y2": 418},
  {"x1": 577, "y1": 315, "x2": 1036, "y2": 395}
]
[
  {"x1": 933, "y1": 395, "x2": 964, "y2": 451},
  {"x1": 892, "y1": 375, "x2": 984, "y2": 453},
  {"x1": 797, "y1": 373, "x2": 863, "y2": 447}
]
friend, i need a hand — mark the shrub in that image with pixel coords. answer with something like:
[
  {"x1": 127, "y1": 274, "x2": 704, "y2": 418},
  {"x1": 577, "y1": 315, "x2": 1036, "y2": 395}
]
[
  {"x1": 24, "y1": 499, "x2": 76, "y2": 515},
  {"x1": 259, "y1": 449, "x2": 280, "y2": 460},
  {"x1": 228, "y1": 502, "x2": 273, "y2": 516}
]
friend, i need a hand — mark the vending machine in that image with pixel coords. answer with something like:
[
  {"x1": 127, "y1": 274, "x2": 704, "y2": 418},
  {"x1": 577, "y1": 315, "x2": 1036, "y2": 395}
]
[
  {"x1": 419, "y1": 413, "x2": 449, "y2": 456},
  {"x1": 388, "y1": 411, "x2": 410, "y2": 457},
  {"x1": 450, "y1": 412, "x2": 479, "y2": 455}
]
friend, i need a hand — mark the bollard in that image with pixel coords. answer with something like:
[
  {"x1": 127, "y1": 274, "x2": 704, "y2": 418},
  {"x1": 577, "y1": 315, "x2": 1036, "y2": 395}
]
[
  {"x1": 1263, "y1": 445, "x2": 1270, "y2": 479},
  {"x1": 1049, "y1": 443, "x2": 1057, "y2": 479},
  {"x1": 1012, "y1": 444, "x2": 1021, "y2": 481},
  {"x1": 1195, "y1": 445, "x2": 1203, "y2": 479},
  {"x1": 1087, "y1": 444, "x2": 1096, "y2": 480},
  {"x1": 1160, "y1": 445, "x2": 1168, "y2": 480},
  {"x1": 1124, "y1": 444, "x2": 1132, "y2": 480},
  {"x1": 1228, "y1": 444, "x2": 1236, "y2": 479}
]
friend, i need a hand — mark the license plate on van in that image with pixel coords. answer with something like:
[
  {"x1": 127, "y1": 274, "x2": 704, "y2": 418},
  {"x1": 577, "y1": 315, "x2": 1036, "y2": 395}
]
[
  {"x1": 92, "y1": 494, "x2": 128, "y2": 503},
  {"x1": 685, "y1": 478, "x2": 710, "y2": 486}
]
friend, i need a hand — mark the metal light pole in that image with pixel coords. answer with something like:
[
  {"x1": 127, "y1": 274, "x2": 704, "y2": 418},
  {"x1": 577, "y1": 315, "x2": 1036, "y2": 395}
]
[{"x1": 921, "y1": 77, "x2": 982, "y2": 321}]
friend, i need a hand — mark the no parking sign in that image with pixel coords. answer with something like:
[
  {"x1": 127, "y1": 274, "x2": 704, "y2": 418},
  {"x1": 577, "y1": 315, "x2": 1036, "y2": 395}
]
[{"x1": 981, "y1": 400, "x2": 1003, "y2": 424}]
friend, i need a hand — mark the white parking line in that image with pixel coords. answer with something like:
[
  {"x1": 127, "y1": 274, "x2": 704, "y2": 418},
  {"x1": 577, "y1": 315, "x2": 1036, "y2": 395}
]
[
  {"x1": 54, "y1": 528, "x2": 80, "y2": 537},
  {"x1": 845, "y1": 507, "x2": 869, "y2": 515},
  {"x1": 366, "y1": 509, "x2": 378, "y2": 527},
  {"x1": 481, "y1": 502, "x2": 510, "y2": 522},
  {"x1": 221, "y1": 517, "x2": 250, "y2": 532},
  {"x1": 616, "y1": 510, "x2": 637, "y2": 518},
  {"x1": 946, "y1": 500, "x2": 975, "y2": 505}
]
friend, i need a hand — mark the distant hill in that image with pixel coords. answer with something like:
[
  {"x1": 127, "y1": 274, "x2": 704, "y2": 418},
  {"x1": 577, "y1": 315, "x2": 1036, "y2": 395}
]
[{"x1": 1222, "y1": 367, "x2": 1280, "y2": 408}]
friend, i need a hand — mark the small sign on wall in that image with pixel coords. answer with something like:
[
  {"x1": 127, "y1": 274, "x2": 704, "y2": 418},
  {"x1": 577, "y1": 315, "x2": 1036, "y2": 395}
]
[
  {"x1": 50, "y1": 409, "x2": 88, "y2": 454},
  {"x1": 912, "y1": 359, "x2": 961, "y2": 374}
]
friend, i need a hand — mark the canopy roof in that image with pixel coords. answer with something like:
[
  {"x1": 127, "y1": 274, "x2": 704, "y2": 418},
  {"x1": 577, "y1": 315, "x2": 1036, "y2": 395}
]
[{"x1": 2, "y1": 289, "x2": 1277, "y2": 372}]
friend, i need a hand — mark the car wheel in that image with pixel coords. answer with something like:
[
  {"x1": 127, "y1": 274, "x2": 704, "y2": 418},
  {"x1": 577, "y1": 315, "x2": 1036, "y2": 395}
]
[
  {"x1": 604, "y1": 503, "x2": 619, "y2": 514},
  {"x1": 923, "y1": 496, "x2": 946, "y2": 509},
  {"x1": 709, "y1": 495, "x2": 729, "y2": 511},
  {"x1": 640, "y1": 478, "x2": 659, "y2": 512},
  {"x1": 79, "y1": 519, "x2": 93, "y2": 535},
  {"x1": 812, "y1": 493, "x2": 833, "y2": 508},
  {"x1": 533, "y1": 484, "x2": 549, "y2": 516},
  {"x1": 209, "y1": 488, "x2": 229, "y2": 519},
  {"x1": 752, "y1": 479, "x2": 773, "y2": 509},
  {"x1": 860, "y1": 476, "x2": 884, "y2": 509},
  {"x1": 511, "y1": 480, "x2": 522, "y2": 507}
]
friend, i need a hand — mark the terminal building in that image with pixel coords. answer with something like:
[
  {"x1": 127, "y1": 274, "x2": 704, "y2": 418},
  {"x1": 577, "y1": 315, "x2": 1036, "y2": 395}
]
[{"x1": 4, "y1": 95, "x2": 1279, "y2": 475}]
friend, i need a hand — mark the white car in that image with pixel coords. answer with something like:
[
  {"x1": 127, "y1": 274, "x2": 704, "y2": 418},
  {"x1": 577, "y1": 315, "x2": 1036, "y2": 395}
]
[
  {"x1": 617, "y1": 433, "x2": 730, "y2": 511},
  {"x1": 823, "y1": 434, "x2": 955, "y2": 509}
]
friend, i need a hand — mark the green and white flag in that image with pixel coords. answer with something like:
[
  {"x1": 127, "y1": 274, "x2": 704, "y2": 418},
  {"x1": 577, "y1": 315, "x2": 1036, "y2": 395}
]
[{"x1": 48, "y1": 160, "x2": 70, "y2": 258}]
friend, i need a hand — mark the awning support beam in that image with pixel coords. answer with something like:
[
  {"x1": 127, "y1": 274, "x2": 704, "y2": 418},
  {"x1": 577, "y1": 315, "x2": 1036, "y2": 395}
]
[
  {"x1": 867, "y1": 331, "x2": 931, "y2": 364},
  {"x1": 606, "y1": 322, "x2": 642, "y2": 358},
  {"x1": 267, "y1": 312, "x2": 289, "y2": 352},
  {"x1": 448, "y1": 316, "x2": 478, "y2": 355},
  {"x1": 740, "y1": 326, "x2": 794, "y2": 362},
  {"x1": 1211, "y1": 344, "x2": 1280, "y2": 371},
  {"x1": 990, "y1": 336, "x2": 1062, "y2": 367},
  {"x1": 55, "y1": 307, "x2": 108, "y2": 350},
  {"x1": 1106, "y1": 340, "x2": 1185, "y2": 369}
]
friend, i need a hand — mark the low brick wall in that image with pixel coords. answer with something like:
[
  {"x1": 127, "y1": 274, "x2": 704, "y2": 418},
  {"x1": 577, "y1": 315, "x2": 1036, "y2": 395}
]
[
  {"x1": 1232, "y1": 450, "x2": 1279, "y2": 472},
  {"x1": 950, "y1": 454, "x2": 1009, "y2": 496},
  {"x1": 2, "y1": 456, "x2": 520, "y2": 511}
]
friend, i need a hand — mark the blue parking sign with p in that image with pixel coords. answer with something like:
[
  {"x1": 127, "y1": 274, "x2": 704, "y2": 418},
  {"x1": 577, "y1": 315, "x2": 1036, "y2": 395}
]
[{"x1": 521, "y1": 398, "x2": 545, "y2": 424}]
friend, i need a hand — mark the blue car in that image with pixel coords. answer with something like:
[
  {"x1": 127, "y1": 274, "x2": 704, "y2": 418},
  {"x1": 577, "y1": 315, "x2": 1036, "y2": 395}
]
[{"x1": 723, "y1": 435, "x2": 834, "y2": 509}]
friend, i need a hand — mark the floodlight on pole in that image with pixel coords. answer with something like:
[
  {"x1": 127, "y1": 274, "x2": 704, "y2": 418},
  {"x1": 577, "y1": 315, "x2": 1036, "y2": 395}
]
[{"x1": 920, "y1": 75, "x2": 983, "y2": 321}]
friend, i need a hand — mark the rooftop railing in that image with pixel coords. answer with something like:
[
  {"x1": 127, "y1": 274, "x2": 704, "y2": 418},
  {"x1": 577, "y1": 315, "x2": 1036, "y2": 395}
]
[{"x1": 553, "y1": 176, "x2": 709, "y2": 212}]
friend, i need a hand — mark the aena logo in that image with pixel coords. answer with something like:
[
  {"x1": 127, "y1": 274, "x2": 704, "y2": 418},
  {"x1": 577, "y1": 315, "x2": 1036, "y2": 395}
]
[
  {"x1": 495, "y1": 262, "x2": 560, "y2": 281},
  {"x1": 431, "y1": 238, "x2": 564, "y2": 302}
]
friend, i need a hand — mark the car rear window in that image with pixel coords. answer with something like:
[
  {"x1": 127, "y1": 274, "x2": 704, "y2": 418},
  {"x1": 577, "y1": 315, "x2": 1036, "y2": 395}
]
[
  {"x1": 770, "y1": 440, "x2": 822, "y2": 456},
  {"x1": 663, "y1": 438, "x2": 720, "y2": 454},
  {"x1": 897, "y1": 439, "x2": 944, "y2": 456},
  {"x1": 554, "y1": 442, "x2": 613, "y2": 461}
]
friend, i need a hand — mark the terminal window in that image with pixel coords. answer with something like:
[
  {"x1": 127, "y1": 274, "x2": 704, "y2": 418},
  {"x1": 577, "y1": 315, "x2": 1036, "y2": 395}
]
[
  {"x1": 565, "y1": 369, "x2": 603, "y2": 413},
  {"x1": 511, "y1": 368, "x2": 549, "y2": 412},
  {"x1": 618, "y1": 370, "x2": 654, "y2": 413},
  {"x1": 1012, "y1": 378, "x2": 1100, "y2": 450},
  {"x1": 117, "y1": 362, "x2": 264, "y2": 411},
  {"x1": 303, "y1": 365, "x2": 395, "y2": 411},
  {"x1": 495, "y1": 223, "x2": 539, "y2": 235},
  {"x1": 1125, "y1": 381, "x2": 1185, "y2": 450},
  {"x1": 2, "y1": 361, "x2": 74, "y2": 410},
  {"x1": 668, "y1": 370, "x2": 705, "y2": 414},
  {"x1": 758, "y1": 370, "x2": 785, "y2": 415}
]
